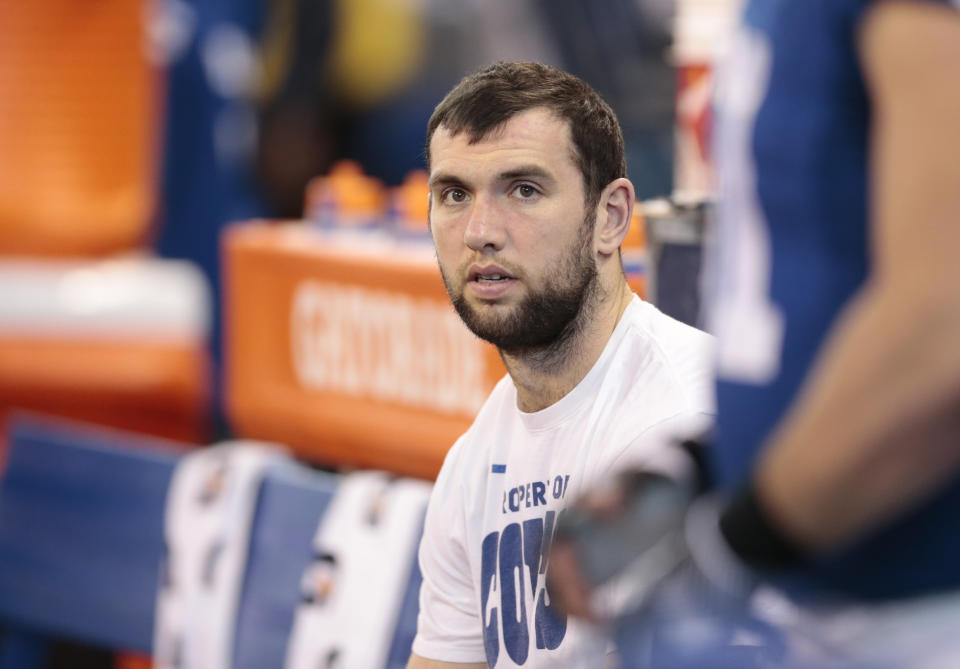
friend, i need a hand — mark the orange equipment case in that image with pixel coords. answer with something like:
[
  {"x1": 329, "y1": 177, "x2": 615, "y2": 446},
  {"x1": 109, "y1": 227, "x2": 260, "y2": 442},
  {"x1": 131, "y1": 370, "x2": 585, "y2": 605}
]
[{"x1": 223, "y1": 222, "x2": 506, "y2": 480}]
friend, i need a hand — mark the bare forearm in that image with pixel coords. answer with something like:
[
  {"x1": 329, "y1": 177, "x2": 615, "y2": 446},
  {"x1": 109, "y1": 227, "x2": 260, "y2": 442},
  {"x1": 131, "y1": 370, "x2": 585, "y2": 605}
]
[{"x1": 756, "y1": 284, "x2": 960, "y2": 551}]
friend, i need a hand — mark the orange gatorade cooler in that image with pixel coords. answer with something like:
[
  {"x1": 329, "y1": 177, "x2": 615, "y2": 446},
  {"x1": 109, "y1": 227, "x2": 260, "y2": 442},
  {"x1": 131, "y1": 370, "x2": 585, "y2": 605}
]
[{"x1": 223, "y1": 221, "x2": 505, "y2": 480}]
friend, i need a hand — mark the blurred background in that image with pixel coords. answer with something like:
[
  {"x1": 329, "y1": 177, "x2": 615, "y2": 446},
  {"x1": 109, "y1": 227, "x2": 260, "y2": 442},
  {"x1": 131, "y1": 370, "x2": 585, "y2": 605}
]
[
  {"x1": 0, "y1": 0, "x2": 693, "y2": 440},
  {"x1": 0, "y1": 0, "x2": 736, "y2": 667}
]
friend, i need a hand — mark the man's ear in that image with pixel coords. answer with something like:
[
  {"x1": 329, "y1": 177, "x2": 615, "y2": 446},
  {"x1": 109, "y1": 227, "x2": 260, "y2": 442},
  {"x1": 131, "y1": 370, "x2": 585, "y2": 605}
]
[{"x1": 595, "y1": 178, "x2": 635, "y2": 256}]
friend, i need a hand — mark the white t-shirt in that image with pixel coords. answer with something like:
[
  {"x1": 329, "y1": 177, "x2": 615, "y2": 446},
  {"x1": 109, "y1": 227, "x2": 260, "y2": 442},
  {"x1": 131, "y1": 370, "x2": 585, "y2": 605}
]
[{"x1": 412, "y1": 296, "x2": 716, "y2": 668}]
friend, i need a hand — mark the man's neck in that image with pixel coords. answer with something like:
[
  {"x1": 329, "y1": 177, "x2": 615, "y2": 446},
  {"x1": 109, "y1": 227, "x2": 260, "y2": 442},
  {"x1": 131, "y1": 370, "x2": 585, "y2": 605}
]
[{"x1": 503, "y1": 280, "x2": 633, "y2": 413}]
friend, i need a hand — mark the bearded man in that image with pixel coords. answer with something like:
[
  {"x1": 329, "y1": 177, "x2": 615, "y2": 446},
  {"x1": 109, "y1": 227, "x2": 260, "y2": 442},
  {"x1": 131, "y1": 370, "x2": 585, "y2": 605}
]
[{"x1": 407, "y1": 61, "x2": 715, "y2": 669}]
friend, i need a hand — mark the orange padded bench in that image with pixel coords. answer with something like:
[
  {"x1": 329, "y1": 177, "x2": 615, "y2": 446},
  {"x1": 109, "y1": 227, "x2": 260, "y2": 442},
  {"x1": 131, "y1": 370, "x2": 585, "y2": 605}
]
[{"x1": 0, "y1": 260, "x2": 212, "y2": 447}]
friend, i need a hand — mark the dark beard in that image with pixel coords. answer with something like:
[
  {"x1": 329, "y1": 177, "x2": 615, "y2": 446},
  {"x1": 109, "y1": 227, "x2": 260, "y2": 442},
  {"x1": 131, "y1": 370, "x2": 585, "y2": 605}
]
[{"x1": 444, "y1": 216, "x2": 599, "y2": 355}]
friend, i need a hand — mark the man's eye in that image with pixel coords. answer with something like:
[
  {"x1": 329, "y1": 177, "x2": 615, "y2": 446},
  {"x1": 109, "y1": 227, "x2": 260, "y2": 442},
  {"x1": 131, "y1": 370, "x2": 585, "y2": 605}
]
[
  {"x1": 516, "y1": 184, "x2": 538, "y2": 198},
  {"x1": 444, "y1": 188, "x2": 468, "y2": 203}
]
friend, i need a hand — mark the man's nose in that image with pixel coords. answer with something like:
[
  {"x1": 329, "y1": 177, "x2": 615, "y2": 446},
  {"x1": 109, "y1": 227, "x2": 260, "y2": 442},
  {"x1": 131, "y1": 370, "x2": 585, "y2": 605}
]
[{"x1": 463, "y1": 196, "x2": 506, "y2": 252}]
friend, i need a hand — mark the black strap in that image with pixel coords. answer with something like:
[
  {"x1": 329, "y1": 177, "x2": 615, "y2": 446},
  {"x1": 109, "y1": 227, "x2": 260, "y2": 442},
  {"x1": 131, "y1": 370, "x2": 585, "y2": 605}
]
[{"x1": 719, "y1": 481, "x2": 808, "y2": 570}]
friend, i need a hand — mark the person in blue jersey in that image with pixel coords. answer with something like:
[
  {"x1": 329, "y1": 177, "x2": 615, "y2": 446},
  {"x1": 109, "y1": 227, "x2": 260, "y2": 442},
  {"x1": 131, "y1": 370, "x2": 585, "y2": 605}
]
[{"x1": 549, "y1": 0, "x2": 960, "y2": 666}]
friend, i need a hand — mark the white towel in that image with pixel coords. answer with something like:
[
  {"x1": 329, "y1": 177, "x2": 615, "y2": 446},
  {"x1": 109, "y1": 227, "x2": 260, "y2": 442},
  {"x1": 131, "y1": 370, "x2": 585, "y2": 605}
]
[
  {"x1": 154, "y1": 440, "x2": 289, "y2": 669},
  {"x1": 285, "y1": 471, "x2": 431, "y2": 669}
]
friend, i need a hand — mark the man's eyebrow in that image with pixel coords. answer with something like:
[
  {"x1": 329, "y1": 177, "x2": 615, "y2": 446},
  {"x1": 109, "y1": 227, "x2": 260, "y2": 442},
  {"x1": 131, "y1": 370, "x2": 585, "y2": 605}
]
[
  {"x1": 428, "y1": 172, "x2": 463, "y2": 189},
  {"x1": 428, "y1": 165, "x2": 556, "y2": 189},
  {"x1": 498, "y1": 165, "x2": 554, "y2": 182}
]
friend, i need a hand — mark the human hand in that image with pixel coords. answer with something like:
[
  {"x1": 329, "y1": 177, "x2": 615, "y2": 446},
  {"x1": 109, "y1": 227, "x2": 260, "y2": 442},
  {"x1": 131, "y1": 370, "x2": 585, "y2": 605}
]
[{"x1": 548, "y1": 470, "x2": 784, "y2": 668}]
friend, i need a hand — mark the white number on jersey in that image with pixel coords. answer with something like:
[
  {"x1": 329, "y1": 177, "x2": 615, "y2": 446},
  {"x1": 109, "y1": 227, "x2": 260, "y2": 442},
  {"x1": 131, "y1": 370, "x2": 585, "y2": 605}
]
[{"x1": 703, "y1": 26, "x2": 785, "y2": 385}]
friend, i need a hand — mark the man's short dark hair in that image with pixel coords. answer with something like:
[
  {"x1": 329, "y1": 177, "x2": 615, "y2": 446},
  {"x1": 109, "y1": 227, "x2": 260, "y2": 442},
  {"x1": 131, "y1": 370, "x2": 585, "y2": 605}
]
[{"x1": 426, "y1": 61, "x2": 627, "y2": 210}]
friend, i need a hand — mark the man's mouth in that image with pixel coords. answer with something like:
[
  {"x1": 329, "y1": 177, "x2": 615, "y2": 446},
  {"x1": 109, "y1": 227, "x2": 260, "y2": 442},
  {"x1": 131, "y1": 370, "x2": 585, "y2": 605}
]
[
  {"x1": 469, "y1": 265, "x2": 517, "y2": 283},
  {"x1": 476, "y1": 273, "x2": 511, "y2": 283}
]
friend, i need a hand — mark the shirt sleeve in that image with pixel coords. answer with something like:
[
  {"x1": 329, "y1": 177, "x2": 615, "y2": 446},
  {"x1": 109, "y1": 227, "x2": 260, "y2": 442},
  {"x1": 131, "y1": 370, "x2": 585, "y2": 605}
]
[
  {"x1": 411, "y1": 439, "x2": 488, "y2": 664},
  {"x1": 607, "y1": 410, "x2": 715, "y2": 481}
]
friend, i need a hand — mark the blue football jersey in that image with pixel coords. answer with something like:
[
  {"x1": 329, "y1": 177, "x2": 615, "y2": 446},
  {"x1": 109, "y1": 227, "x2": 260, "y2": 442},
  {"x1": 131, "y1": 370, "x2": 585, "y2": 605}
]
[{"x1": 706, "y1": 0, "x2": 960, "y2": 597}]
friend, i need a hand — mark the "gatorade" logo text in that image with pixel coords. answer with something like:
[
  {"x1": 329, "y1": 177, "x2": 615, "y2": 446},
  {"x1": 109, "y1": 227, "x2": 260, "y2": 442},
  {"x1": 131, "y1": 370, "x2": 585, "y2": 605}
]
[{"x1": 291, "y1": 281, "x2": 489, "y2": 415}]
